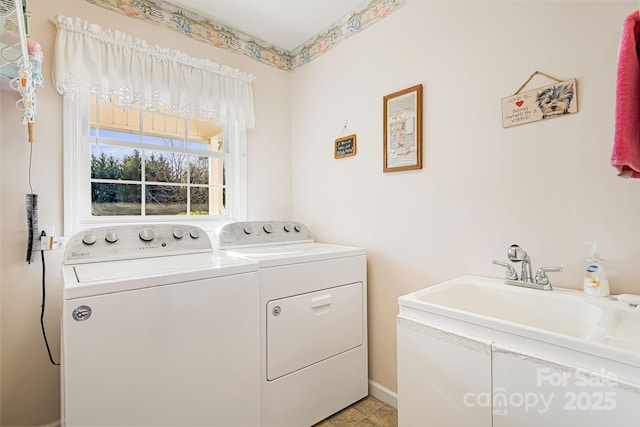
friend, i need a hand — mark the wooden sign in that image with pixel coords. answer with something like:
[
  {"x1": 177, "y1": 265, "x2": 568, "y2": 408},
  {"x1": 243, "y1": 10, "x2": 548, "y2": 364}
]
[
  {"x1": 501, "y1": 78, "x2": 578, "y2": 128},
  {"x1": 335, "y1": 134, "x2": 356, "y2": 158}
]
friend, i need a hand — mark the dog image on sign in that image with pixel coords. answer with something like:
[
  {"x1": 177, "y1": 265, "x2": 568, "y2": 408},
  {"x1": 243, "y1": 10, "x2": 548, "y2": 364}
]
[{"x1": 501, "y1": 79, "x2": 577, "y2": 128}]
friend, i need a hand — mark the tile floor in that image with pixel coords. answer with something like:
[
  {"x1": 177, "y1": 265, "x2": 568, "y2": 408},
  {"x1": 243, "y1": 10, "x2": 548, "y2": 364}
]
[{"x1": 313, "y1": 395, "x2": 398, "y2": 427}]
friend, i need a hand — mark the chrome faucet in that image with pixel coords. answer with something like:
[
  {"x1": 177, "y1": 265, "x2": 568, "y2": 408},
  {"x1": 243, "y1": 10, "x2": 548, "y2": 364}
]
[
  {"x1": 507, "y1": 244, "x2": 533, "y2": 283},
  {"x1": 492, "y1": 244, "x2": 562, "y2": 291}
]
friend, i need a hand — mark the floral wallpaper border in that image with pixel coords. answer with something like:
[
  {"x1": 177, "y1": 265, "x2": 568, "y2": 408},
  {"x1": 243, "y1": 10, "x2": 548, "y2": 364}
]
[{"x1": 85, "y1": 0, "x2": 407, "y2": 71}]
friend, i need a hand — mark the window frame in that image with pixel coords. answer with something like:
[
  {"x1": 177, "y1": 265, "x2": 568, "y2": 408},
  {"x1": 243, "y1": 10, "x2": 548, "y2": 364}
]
[{"x1": 63, "y1": 92, "x2": 248, "y2": 236}]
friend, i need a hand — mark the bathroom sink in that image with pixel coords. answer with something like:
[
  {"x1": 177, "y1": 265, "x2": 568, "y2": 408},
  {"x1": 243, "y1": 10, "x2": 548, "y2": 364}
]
[
  {"x1": 398, "y1": 275, "x2": 640, "y2": 366},
  {"x1": 412, "y1": 279, "x2": 602, "y2": 338}
]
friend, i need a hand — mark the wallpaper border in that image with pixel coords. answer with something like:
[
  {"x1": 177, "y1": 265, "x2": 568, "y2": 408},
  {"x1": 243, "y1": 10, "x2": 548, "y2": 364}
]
[{"x1": 85, "y1": 0, "x2": 407, "y2": 71}]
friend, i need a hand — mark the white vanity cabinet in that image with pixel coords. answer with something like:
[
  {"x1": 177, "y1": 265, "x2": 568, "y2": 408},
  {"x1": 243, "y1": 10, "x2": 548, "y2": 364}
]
[
  {"x1": 397, "y1": 317, "x2": 492, "y2": 427},
  {"x1": 397, "y1": 312, "x2": 640, "y2": 427},
  {"x1": 492, "y1": 344, "x2": 640, "y2": 427}
]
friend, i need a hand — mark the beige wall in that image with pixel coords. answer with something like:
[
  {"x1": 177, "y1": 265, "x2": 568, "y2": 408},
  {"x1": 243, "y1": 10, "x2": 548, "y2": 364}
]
[
  {"x1": 291, "y1": 0, "x2": 640, "y2": 393},
  {"x1": 0, "y1": 1, "x2": 292, "y2": 425}
]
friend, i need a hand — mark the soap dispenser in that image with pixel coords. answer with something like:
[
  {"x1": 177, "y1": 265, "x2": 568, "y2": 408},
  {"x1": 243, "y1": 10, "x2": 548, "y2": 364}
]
[{"x1": 583, "y1": 242, "x2": 610, "y2": 297}]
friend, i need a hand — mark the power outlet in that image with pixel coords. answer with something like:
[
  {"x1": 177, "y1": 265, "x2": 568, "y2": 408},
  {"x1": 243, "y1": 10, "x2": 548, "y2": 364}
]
[{"x1": 40, "y1": 236, "x2": 67, "y2": 251}]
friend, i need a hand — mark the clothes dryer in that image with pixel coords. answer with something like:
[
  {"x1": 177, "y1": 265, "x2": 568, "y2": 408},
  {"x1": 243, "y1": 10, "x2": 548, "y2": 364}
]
[{"x1": 216, "y1": 221, "x2": 368, "y2": 427}]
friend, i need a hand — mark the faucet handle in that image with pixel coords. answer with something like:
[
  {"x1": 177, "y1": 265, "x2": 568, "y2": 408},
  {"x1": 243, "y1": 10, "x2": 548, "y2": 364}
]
[
  {"x1": 492, "y1": 259, "x2": 518, "y2": 281},
  {"x1": 535, "y1": 266, "x2": 563, "y2": 287}
]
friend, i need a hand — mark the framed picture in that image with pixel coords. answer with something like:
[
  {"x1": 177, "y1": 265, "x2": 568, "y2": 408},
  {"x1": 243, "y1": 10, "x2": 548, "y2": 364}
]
[
  {"x1": 334, "y1": 134, "x2": 356, "y2": 159},
  {"x1": 383, "y1": 84, "x2": 423, "y2": 172}
]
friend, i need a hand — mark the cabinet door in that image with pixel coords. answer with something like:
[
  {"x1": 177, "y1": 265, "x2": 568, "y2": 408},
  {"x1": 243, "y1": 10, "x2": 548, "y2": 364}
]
[
  {"x1": 397, "y1": 316, "x2": 492, "y2": 427},
  {"x1": 492, "y1": 345, "x2": 640, "y2": 427}
]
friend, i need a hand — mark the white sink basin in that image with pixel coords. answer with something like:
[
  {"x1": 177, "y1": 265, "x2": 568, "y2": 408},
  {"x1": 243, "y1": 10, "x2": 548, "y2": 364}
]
[
  {"x1": 398, "y1": 275, "x2": 640, "y2": 366},
  {"x1": 415, "y1": 280, "x2": 603, "y2": 338}
]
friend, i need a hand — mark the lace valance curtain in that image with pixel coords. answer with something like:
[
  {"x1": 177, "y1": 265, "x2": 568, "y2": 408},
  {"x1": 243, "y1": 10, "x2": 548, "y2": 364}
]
[{"x1": 53, "y1": 15, "x2": 255, "y2": 128}]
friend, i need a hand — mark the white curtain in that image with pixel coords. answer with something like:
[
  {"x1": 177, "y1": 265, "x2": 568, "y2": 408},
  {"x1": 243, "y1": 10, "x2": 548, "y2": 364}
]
[{"x1": 53, "y1": 15, "x2": 255, "y2": 128}]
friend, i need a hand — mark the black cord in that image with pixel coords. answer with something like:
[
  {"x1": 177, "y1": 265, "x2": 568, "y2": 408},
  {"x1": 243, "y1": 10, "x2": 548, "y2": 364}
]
[{"x1": 40, "y1": 244, "x2": 60, "y2": 366}]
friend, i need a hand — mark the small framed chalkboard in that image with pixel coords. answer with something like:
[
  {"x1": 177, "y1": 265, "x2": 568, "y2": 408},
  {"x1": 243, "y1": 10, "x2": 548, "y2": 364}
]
[{"x1": 334, "y1": 134, "x2": 356, "y2": 159}]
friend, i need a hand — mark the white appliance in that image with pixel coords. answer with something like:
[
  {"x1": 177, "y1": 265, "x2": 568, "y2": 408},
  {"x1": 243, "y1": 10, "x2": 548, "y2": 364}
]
[
  {"x1": 216, "y1": 221, "x2": 368, "y2": 427},
  {"x1": 61, "y1": 224, "x2": 260, "y2": 427}
]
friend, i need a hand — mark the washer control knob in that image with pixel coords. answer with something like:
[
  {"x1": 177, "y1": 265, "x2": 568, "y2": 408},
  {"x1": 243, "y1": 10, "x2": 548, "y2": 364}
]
[
  {"x1": 263, "y1": 223, "x2": 274, "y2": 234},
  {"x1": 283, "y1": 224, "x2": 292, "y2": 232},
  {"x1": 105, "y1": 231, "x2": 118, "y2": 243},
  {"x1": 82, "y1": 233, "x2": 97, "y2": 245},
  {"x1": 189, "y1": 229, "x2": 200, "y2": 239},
  {"x1": 294, "y1": 224, "x2": 302, "y2": 232},
  {"x1": 243, "y1": 226, "x2": 252, "y2": 235},
  {"x1": 139, "y1": 228, "x2": 155, "y2": 242},
  {"x1": 173, "y1": 229, "x2": 184, "y2": 239}
]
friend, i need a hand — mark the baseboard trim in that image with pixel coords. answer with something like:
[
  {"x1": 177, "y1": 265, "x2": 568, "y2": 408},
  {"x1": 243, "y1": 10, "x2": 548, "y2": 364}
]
[
  {"x1": 41, "y1": 421, "x2": 61, "y2": 427},
  {"x1": 368, "y1": 379, "x2": 398, "y2": 409}
]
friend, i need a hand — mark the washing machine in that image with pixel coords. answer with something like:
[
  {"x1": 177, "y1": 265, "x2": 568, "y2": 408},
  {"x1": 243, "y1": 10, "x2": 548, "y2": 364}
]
[
  {"x1": 61, "y1": 224, "x2": 260, "y2": 427},
  {"x1": 216, "y1": 221, "x2": 368, "y2": 427}
]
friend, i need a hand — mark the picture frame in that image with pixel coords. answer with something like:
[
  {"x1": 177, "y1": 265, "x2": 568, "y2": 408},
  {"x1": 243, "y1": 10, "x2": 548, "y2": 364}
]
[
  {"x1": 334, "y1": 134, "x2": 357, "y2": 159},
  {"x1": 383, "y1": 84, "x2": 423, "y2": 172}
]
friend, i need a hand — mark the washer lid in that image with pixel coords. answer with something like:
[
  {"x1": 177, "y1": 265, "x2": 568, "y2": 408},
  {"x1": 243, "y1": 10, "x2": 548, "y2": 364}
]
[
  {"x1": 63, "y1": 252, "x2": 257, "y2": 300},
  {"x1": 224, "y1": 243, "x2": 365, "y2": 268}
]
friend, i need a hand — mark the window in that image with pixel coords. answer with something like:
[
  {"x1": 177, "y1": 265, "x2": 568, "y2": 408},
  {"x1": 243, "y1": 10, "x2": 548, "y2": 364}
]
[
  {"x1": 64, "y1": 92, "x2": 247, "y2": 234},
  {"x1": 55, "y1": 17, "x2": 255, "y2": 235},
  {"x1": 89, "y1": 94, "x2": 226, "y2": 217}
]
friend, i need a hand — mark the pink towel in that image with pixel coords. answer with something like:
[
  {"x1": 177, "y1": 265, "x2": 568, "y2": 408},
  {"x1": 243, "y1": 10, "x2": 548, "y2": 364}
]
[{"x1": 612, "y1": 11, "x2": 640, "y2": 178}]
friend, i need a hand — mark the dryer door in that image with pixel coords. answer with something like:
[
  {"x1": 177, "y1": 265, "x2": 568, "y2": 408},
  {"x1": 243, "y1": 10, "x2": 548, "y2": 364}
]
[{"x1": 266, "y1": 281, "x2": 364, "y2": 381}]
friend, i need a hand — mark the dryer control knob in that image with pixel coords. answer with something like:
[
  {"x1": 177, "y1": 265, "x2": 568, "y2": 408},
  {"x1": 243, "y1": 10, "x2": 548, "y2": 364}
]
[
  {"x1": 263, "y1": 223, "x2": 274, "y2": 234},
  {"x1": 82, "y1": 233, "x2": 97, "y2": 245},
  {"x1": 139, "y1": 228, "x2": 155, "y2": 242},
  {"x1": 294, "y1": 224, "x2": 302, "y2": 232},
  {"x1": 105, "y1": 231, "x2": 118, "y2": 243},
  {"x1": 243, "y1": 226, "x2": 252, "y2": 235},
  {"x1": 189, "y1": 229, "x2": 200, "y2": 239},
  {"x1": 283, "y1": 224, "x2": 292, "y2": 232},
  {"x1": 173, "y1": 229, "x2": 184, "y2": 239}
]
